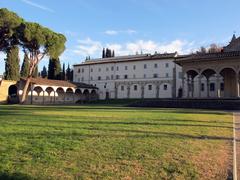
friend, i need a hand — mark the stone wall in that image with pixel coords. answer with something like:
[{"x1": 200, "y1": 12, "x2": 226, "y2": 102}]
[{"x1": 0, "y1": 80, "x2": 17, "y2": 104}]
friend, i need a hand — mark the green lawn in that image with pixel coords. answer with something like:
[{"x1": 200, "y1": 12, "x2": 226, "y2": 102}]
[{"x1": 0, "y1": 105, "x2": 233, "y2": 180}]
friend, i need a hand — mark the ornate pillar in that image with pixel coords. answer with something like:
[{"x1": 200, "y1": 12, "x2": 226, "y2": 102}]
[
  {"x1": 141, "y1": 84, "x2": 144, "y2": 99},
  {"x1": 198, "y1": 75, "x2": 201, "y2": 98},
  {"x1": 216, "y1": 74, "x2": 221, "y2": 98},
  {"x1": 127, "y1": 85, "x2": 130, "y2": 99}
]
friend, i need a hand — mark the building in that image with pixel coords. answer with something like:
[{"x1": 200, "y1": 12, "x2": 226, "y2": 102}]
[
  {"x1": 73, "y1": 53, "x2": 183, "y2": 100},
  {"x1": 0, "y1": 78, "x2": 98, "y2": 104}
]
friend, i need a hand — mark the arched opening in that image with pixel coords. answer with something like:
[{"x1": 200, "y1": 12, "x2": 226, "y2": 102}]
[
  {"x1": 75, "y1": 89, "x2": 82, "y2": 103},
  {"x1": 83, "y1": 89, "x2": 90, "y2": 102},
  {"x1": 220, "y1": 68, "x2": 238, "y2": 97},
  {"x1": 45, "y1": 87, "x2": 54, "y2": 104},
  {"x1": 201, "y1": 69, "x2": 217, "y2": 98},
  {"x1": 56, "y1": 87, "x2": 65, "y2": 104},
  {"x1": 8, "y1": 85, "x2": 19, "y2": 104},
  {"x1": 32, "y1": 86, "x2": 44, "y2": 104},
  {"x1": 90, "y1": 89, "x2": 98, "y2": 101},
  {"x1": 66, "y1": 88, "x2": 74, "y2": 103},
  {"x1": 186, "y1": 70, "x2": 199, "y2": 98}
]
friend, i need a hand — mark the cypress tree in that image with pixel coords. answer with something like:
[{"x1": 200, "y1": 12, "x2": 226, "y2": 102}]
[
  {"x1": 48, "y1": 58, "x2": 61, "y2": 80},
  {"x1": 112, "y1": 50, "x2": 115, "y2": 57},
  {"x1": 4, "y1": 46, "x2": 20, "y2": 80},
  {"x1": 66, "y1": 63, "x2": 71, "y2": 81},
  {"x1": 20, "y1": 54, "x2": 30, "y2": 78},
  {"x1": 102, "y1": 48, "x2": 106, "y2": 58},
  {"x1": 33, "y1": 65, "x2": 38, "y2": 78},
  {"x1": 62, "y1": 63, "x2": 66, "y2": 80},
  {"x1": 41, "y1": 66, "x2": 47, "y2": 78}
]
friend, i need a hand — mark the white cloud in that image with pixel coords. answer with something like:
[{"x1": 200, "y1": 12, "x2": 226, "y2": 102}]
[
  {"x1": 72, "y1": 38, "x2": 196, "y2": 59},
  {"x1": 104, "y1": 29, "x2": 137, "y2": 36},
  {"x1": 21, "y1": 0, "x2": 55, "y2": 13}
]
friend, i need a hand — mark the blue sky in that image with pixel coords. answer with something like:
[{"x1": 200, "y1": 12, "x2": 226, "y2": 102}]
[{"x1": 0, "y1": 0, "x2": 240, "y2": 74}]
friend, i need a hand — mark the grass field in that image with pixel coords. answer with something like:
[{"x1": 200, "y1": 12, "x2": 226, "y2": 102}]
[{"x1": 0, "y1": 105, "x2": 233, "y2": 179}]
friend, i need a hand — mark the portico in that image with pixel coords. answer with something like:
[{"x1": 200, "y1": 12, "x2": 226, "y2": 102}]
[{"x1": 176, "y1": 51, "x2": 240, "y2": 99}]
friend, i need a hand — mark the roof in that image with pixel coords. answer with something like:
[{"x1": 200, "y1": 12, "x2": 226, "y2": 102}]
[
  {"x1": 20, "y1": 77, "x2": 97, "y2": 89},
  {"x1": 175, "y1": 51, "x2": 240, "y2": 65},
  {"x1": 74, "y1": 53, "x2": 177, "y2": 66}
]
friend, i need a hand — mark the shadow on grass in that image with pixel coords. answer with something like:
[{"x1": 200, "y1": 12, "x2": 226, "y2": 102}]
[
  {"x1": 0, "y1": 172, "x2": 32, "y2": 180},
  {"x1": 0, "y1": 127, "x2": 233, "y2": 141}
]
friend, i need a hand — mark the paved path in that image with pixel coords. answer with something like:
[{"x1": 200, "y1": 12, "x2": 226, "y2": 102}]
[{"x1": 234, "y1": 112, "x2": 240, "y2": 180}]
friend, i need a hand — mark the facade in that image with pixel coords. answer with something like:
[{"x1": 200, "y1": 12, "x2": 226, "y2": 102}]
[
  {"x1": 73, "y1": 53, "x2": 183, "y2": 100},
  {"x1": 1, "y1": 78, "x2": 98, "y2": 104}
]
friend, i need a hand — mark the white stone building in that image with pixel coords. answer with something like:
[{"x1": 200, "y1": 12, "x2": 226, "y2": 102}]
[{"x1": 73, "y1": 53, "x2": 183, "y2": 100}]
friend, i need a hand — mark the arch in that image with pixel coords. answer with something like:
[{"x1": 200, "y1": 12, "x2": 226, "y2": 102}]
[
  {"x1": 45, "y1": 87, "x2": 55, "y2": 104},
  {"x1": 45, "y1": 87, "x2": 54, "y2": 95},
  {"x1": 8, "y1": 85, "x2": 18, "y2": 97},
  {"x1": 90, "y1": 89, "x2": 98, "y2": 101},
  {"x1": 56, "y1": 87, "x2": 65, "y2": 103},
  {"x1": 219, "y1": 67, "x2": 238, "y2": 97},
  {"x1": 66, "y1": 88, "x2": 74, "y2": 93},
  {"x1": 186, "y1": 69, "x2": 199, "y2": 79},
  {"x1": 75, "y1": 88, "x2": 82, "y2": 94},
  {"x1": 83, "y1": 89, "x2": 90, "y2": 101},
  {"x1": 201, "y1": 69, "x2": 217, "y2": 79},
  {"x1": 33, "y1": 86, "x2": 43, "y2": 96}
]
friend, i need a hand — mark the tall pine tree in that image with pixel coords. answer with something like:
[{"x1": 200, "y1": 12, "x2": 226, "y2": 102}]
[
  {"x1": 4, "y1": 46, "x2": 20, "y2": 80},
  {"x1": 20, "y1": 54, "x2": 30, "y2": 78},
  {"x1": 33, "y1": 65, "x2": 38, "y2": 78},
  {"x1": 66, "y1": 63, "x2": 71, "y2": 81}
]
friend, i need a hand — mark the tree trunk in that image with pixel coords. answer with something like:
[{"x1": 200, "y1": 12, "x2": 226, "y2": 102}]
[{"x1": 20, "y1": 77, "x2": 31, "y2": 104}]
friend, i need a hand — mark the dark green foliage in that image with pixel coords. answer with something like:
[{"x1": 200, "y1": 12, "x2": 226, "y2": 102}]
[
  {"x1": 20, "y1": 54, "x2": 30, "y2": 78},
  {"x1": 102, "y1": 48, "x2": 106, "y2": 58},
  {"x1": 41, "y1": 66, "x2": 47, "y2": 78},
  {"x1": 62, "y1": 63, "x2": 66, "y2": 80},
  {"x1": 48, "y1": 58, "x2": 61, "y2": 80},
  {"x1": 66, "y1": 63, "x2": 72, "y2": 81},
  {"x1": 4, "y1": 45, "x2": 20, "y2": 80},
  {"x1": 102, "y1": 48, "x2": 115, "y2": 58}
]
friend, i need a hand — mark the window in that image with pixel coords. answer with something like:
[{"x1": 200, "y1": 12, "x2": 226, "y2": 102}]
[
  {"x1": 104, "y1": 83, "x2": 107, "y2": 89},
  {"x1": 148, "y1": 85, "x2": 152, "y2": 90},
  {"x1": 111, "y1": 75, "x2": 114, "y2": 80},
  {"x1": 153, "y1": 74, "x2": 158, "y2": 78},
  {"x1": 154, "y1": 63, "x2": 158, "y2": 68},
  {"x1": 121, "y1": 86, "x2": 124, "y2": 91},
  {"x1": 164, "y1": 84, "x2": 168, "y2": 90},
  {"x1": 91, "y1": 68, "x2": 93, "y2": 72},
  {"x1": 166, "y1": 73, "x2": 169, "y2": 78},
  {"x1": 116, "y1": 75, "x2": 119, "y2": 79},
  {"x1": 117, "y1": 66, "x2": 119, "y2": 71},
  {"x1": 90, "y1": 77, "x2": 93, "y2": 81},
  {"x1": 220, "y1": 83, "x2": 224, "y2": 91},
  {"x1": 133, "y1": 74, "x2": 136, "y2": 79},
  {"x1": 144, "y1": 64, "x2": 147, "y2": 69},
  {"x1": 82, "y1": 68, "x2": 84, "y2": 73},
  {"x1": 124, "y1": 75, "x2": 128, "y2": 79},
  {"x1": 144, "y1": 74, "x2": 146, "y2": 78},
  {"x1": 106, "y1": 67, "x2": 109, "y2": 71},
  {"x1": 98, "y1": 76, "x2": 101, "y2": 80},
  {"x1": 165, "y1": 63, "x2": 169, "y2": 68},
  {"x1": 111, "y1": 66, "x2": 114, "y2": 71},
  {"x1": 133, "y1": 65, "x2": 136, "y2": 70},
  {"x1": 78, "y1": 69, "x2": 80, "y2": 73},
  {"x1": 201, "y1": 83, "x2": 204, "y2": 91},
  {"x1": 106, "y1": 76, "x2": 110, "y2": 80},
  {"x1": 210, "y1": 83, "x2": 215, "y2": 91},
  {"x1": 125, "y1": 66, "x2": 128, "y2": 70},
  {"x1": 134, "y1": 85, "x2": 138, "y2": 91},
  {"x1": 98, "y1": 68, "x2": 101, "y2": 72}
]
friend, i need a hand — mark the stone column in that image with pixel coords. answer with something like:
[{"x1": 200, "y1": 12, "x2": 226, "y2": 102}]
[
  {"x1": 187, "y1": 75, "x2": 190, "y2": 98},
  {"x1": 53, "y1": 91, "x2": 56, "y2": 104},
  {"x1": 156, "y1": 84, "x2": 160, "y2": 98},
  {"x1": 127, "y1": 85, "x2": 130, "y2": 99},
  {"x1": 182, "y1": 77, "x2": 185, "y2": 98},
  {"x1": 141, "y1": 85, "x2": 144, "y2": 99},
  {"x1": 206, "y1": 78, "x2": 210, "y2": 98},
  {"x1": 198, "y1": 75, "x2": 201, "y2": 98},
  {"x1": 191, "y1": 77, "x2": 194, "y2": 98},
  {"x1": 42, "y1": 91, "x2": 45, "y2": 105},
  {"x1": 236, "y1": 72, "x2": 240, "y2": 97},
  {"x1": 115, "y1": 84, "x2": 118, "y2": 99},
  {"x1": 216, "y1": 74, "x2": 221, "y2": 98}
]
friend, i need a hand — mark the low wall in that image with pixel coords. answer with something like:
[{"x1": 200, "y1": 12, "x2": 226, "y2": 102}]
[{"x1": 128, "y1": 98, "x2": 240, "y2": 110}]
